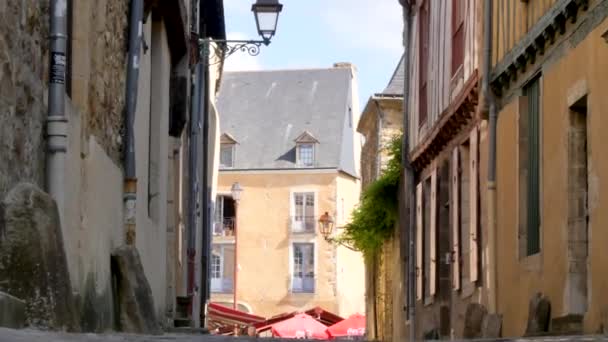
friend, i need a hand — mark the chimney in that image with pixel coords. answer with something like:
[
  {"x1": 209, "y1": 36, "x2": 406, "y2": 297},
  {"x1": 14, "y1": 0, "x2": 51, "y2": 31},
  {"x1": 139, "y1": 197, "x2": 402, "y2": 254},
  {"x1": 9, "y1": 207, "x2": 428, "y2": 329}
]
[{"x1": 333, "y1": 62, "x2": 358, "y2": 78}]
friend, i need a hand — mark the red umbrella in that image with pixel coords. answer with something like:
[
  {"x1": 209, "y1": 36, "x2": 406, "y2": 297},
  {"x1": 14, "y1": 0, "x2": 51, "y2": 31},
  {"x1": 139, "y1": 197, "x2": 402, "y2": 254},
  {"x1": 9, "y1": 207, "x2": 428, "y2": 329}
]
[
  {"x1": 326, "y1": 313, "x2": 366, "y2": 339},
  {"x1": 271, "y1": 313, "x2": 330, "y2": 339}
]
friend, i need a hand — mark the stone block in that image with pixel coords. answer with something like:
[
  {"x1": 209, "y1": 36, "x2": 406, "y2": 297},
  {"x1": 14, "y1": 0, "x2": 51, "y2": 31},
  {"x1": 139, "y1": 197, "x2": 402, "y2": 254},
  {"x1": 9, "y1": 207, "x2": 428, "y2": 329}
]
[
  {"x1": 482, "y1": 313, "x2": 502, "y2": 338},
  {"x1": 0, "y1": 183, "x2": 78, "y2": 331},
  {"x1": 524, "y1": 293, "x2": 551, "y2": 336},
  {"x1": 111, "y1": 245, "x2": 162, "y2": 335},
  {"x1": 551, "y1": 314, "x2": 583, "y2": 335},
  {"x1": 463, "y1": 303, "x2": 487, "y2": 339},
  {"x1": 0, "y1": 292, "x2": 26, "y2": 329}
]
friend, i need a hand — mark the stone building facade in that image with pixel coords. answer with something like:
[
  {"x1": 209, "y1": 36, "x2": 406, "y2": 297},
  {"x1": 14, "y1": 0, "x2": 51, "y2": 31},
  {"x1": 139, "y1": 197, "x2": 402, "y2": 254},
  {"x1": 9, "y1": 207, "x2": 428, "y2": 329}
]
[
  {"x1": 212, "y1": 65, "x2": 365, "y2": 319},
  {"x1": 357, "y1": 56, "x2": 405, "y2": 342},
  {"x1": 0, "y1": 0, "x2": 226, "y2": 332},
  {"x1": 373, "y1": 0, "x2": 608, "y2": 340},
  {"x1": 489, "y1": 0, "x2": 608, "y2": 336}
]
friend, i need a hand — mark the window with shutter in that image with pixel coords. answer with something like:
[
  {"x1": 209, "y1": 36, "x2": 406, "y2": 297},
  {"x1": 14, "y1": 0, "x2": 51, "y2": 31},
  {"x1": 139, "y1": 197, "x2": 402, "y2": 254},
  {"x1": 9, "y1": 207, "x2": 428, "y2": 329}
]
[
  {"x1": 451, "y1": 148, "x2": 461, "y2": 290},
  {"x1": 469, "y1": 127, "x2": 479, "y2": 282},
  {"x1": 430, "y1": 169, "x2": 438, "y2": 296},
  {"x1": 451, "y1": 0, "x2": 465, "y2": 76},
  {"x1": 416, "y1": 183, "x2": 423, "y2": 301},
  {"x1": 525, "y1": 77, "x2": 541, "y2": 256},
  {"x1": 419, "y1": 0, "x2": 430, "y2": 127}
]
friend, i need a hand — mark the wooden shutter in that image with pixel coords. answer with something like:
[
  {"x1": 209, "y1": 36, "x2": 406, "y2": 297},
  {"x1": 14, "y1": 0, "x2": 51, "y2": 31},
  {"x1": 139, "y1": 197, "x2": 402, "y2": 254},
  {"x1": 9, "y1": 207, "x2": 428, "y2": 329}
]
[
  {"x1": 525, "y1": 78, "x2": 541, "y2": 255},
  {"x1": 451, "y1": 0, "x2": 465, "y2": 75},
  {"x1": 451, "y1": 148, "x2": 461, "y2": 290},
  {"x1": 469, "y1": 127, "x2": 479, "y2": 282},
  {"x1": 418, "y1": 0, "x2": 429, "y2": 126},
  {"x1": 416, "y1": 183, "x2": 423, "y2": 301},
  {"x1": 430, "y1": 169, "x2": 438, "y2": 296}
]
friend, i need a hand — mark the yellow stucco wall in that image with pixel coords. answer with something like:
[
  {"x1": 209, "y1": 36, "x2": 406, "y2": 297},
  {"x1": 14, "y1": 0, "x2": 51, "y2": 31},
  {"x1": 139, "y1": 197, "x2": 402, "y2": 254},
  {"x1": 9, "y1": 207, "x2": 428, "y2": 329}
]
[
  {"x1": 213, "y1": 171, "x2": 363, "y2": 318},
  {"x1": 496, "y1": 19, "x2": 608, "y2": 336}
]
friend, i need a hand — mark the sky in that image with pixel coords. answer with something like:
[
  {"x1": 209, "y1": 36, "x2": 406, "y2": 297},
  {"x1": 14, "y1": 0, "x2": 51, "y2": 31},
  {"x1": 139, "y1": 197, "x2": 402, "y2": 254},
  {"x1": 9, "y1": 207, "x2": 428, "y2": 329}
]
[{"x1": 223, "y1": 0, "x2": 404, "y2": 108}]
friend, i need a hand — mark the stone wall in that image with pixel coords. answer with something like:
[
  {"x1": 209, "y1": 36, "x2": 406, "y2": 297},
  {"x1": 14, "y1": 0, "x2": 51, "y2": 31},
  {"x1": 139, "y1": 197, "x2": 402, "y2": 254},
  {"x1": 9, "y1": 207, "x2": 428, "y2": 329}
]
[
  {"x1": 0, "y1": 0, "x2": 50, "y2": 201},
  {"x1": 71, "y1": 0, "x2": 129, "y2": 165}
]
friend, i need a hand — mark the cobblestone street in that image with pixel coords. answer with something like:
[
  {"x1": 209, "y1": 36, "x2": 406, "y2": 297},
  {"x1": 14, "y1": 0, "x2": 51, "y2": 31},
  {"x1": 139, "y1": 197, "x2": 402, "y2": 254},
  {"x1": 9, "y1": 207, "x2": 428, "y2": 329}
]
[{"x1": 2, "y1": 328, "x2": 608, "y2": 342}]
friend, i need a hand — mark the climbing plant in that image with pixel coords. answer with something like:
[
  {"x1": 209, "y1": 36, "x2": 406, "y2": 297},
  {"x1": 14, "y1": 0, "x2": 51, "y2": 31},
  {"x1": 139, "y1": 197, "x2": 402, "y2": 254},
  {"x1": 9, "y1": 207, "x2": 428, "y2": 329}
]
[{"x1": 339, "y1": 134, "x2": 402, "y2": 259}]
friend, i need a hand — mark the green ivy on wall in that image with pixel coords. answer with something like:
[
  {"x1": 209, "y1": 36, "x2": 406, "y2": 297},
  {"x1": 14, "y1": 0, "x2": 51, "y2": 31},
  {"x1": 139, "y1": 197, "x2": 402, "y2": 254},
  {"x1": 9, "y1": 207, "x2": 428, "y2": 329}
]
[{"x1": 340, "y1": 134, "x2": 402, "y2": 259}]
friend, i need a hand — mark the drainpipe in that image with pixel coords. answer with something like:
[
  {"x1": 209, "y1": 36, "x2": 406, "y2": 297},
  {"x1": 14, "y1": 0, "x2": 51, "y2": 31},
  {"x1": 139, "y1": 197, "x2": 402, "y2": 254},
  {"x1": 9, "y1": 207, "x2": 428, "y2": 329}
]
[
  {"x1": 200, "y1": 36, "x2": 212, "y2": 326},
  {"x1": 47, "y1": 0, "x2": 69, "y2": 222},
  {"x1": 186, "y1": 0, "x2": 202, "y2": 321},
  {"x1": 123, "y1": 0, "x2": 144, "y2": 245},
  {"x1": 399, "y1": 1, "x2": 416, "y2": 341},
  {"x1": 187, "y1": 60, "x2": 202, "y2": 315},
  {"x1": 483, "y1": 0, "x2": 498, "y2": 314}
]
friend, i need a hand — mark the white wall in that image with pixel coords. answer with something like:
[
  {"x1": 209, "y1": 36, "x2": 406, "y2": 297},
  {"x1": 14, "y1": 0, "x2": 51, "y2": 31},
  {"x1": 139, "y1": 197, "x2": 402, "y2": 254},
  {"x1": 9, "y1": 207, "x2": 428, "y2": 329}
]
[{"x1": 135, "y1": 16, "x2": 171, "y2": 321}]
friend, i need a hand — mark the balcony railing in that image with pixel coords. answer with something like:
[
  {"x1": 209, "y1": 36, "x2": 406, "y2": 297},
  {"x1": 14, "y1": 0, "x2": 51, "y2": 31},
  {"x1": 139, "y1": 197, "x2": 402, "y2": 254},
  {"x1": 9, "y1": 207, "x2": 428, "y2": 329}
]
[
  {"x1": 213, "y1": 217, "x2": 235, "y2": 237},
  {"x1": 211, "y1": 277, "x2": 234, "y2": 293},
  {"x1": 290, "y1": 216, "x2": 316, "y2": 234}
]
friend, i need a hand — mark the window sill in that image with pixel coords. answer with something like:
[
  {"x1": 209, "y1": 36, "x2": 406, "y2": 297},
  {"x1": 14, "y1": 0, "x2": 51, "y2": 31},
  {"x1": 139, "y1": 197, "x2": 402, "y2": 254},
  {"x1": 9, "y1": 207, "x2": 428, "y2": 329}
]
[
  {"x1": 520, "y1": 252, "x2": 542, "y2": 272},
  {"x1": 289, "y1": 291, "x2": 315, "y2": 296}
]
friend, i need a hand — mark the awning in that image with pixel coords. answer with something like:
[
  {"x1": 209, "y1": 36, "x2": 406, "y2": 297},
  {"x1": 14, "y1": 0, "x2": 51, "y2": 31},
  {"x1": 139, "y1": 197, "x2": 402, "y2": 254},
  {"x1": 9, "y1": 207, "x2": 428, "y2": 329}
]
[
  {"x1": 326, "y1": 313, "x2": 366, "y2": 338},
  {"x1": 271, "y1": 313, "x2": 330, "y2": 340},
  {"x1": 207, "y1": 303, "x2": 265, "y2": 333},
  {"x1": 254, "y1": 306, "x2": 344, "y2": 334}
]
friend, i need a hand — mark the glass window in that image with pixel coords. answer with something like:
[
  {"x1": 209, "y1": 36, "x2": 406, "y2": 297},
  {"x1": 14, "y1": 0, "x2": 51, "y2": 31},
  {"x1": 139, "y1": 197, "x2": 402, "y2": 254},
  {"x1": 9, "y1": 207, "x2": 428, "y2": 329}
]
[
  {"x1": 297, "y1": 143, "x2": 314, "y2": 167},
  {"x1": 292, "y1": 243, "x2": 314, "y2": 293},
  {"x1": 293, "y1": 192, "x2": 315, "y2": 233},
  {"x1": 220, "y1": 144, "x2": 234, "y2": 168}
]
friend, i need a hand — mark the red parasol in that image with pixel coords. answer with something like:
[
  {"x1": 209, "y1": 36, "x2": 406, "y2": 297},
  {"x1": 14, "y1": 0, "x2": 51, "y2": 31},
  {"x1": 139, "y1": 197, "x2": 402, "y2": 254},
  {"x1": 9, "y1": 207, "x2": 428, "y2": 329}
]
[
  {"x1": 271, "y1": 313, "x2": 330, "y2": 339},
  {"x1": 326, "y1": 313, "x2": 366, "y2": 339}
]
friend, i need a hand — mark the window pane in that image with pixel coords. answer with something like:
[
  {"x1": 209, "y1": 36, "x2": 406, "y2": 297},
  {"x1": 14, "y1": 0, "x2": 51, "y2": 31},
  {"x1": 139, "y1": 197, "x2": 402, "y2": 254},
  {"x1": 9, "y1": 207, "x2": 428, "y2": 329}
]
[
  {"x1": 292, "y1": 243, "x2": 314, "y2": 293},
  {"x1": 220, "y1": 144, "x2": 234, "y2": 167},
  {"x1": 298, "y1": 144, "x2": 314, "y2": 166}
]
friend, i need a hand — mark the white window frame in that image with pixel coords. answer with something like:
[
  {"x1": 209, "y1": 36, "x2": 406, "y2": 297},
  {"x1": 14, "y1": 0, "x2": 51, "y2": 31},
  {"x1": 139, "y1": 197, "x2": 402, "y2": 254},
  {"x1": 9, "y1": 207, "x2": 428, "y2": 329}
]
[
  {"x1": 220, "y1": 143, "x2": 235, "y2": 168},
  {"x1": 210, "y1": 243, "x2": 235, "y2": 293},
  {"x1": 289, "y1": 189, "x2": 318, "y2": 234},
  {"x1": 289, "y1": 241, "x2": 317, "y2": 293},
  {"x1": 296, "y1": 143, "x2": 315, "y2": 167}
]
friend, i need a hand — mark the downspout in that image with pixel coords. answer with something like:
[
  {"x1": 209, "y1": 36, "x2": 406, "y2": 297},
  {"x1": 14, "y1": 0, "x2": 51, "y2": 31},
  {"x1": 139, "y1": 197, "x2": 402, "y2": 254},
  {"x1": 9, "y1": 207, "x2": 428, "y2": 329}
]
[
  {"x1": 187, "y1": 5, "x2": 203, "y2": 317},
  {"x1": 483, "y1": 0, "x2": 498, "y2": 314},
  {"x1": 47, "y1": 0, "x2": 69, "y2": 222},
  {"x1": 200, "y1": 39, "x2": 212, "y2": 325},
  {"x1": 123, "y1": 0, "x2": 143, "y2": 245},
  {"x1": 399, "y1": 1, "x2": 416, "y2": 341}
]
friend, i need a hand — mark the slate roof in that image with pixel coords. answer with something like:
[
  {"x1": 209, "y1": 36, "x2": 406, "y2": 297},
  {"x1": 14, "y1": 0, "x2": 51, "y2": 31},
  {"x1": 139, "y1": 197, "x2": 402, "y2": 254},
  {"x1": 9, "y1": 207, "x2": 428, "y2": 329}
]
[
  {"x1": 380, "y1": 54, "x2": 405, "y2": 96},
  {"x1": 216, "y1": 68, "x2": 356, "y2": 176}
]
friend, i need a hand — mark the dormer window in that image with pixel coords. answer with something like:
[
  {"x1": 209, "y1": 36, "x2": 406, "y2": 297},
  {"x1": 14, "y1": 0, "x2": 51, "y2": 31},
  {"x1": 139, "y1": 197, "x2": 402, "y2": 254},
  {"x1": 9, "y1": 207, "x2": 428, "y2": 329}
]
[
  {"x1": 294, "y1": 131, "x2": 319, "y2": 167},
  {"x1": 220, "y1": 133, "x2": 238, "y2": 169},
  {"x1": 297, "y1": 143, "x2": 315, "y2": 167}
]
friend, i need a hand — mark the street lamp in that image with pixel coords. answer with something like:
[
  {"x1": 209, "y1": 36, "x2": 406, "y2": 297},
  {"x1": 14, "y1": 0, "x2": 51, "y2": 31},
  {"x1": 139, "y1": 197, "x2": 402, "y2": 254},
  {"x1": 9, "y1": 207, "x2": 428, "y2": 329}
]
[
  {"x1": 199, "y1": 0, "x2": 283, "y2": 59},
  {"x1": 230, "y1": 182, "x2": 243, "y2": 313},
  {"x1": 318, "y1": 212, "x2": 358, "y2": 251},
  {"x1": 252, "y1": 0, "x2": 284, "y2": 44},
  {"x1": 318, "y1": 212, "x2": 335, "y2": 239}
]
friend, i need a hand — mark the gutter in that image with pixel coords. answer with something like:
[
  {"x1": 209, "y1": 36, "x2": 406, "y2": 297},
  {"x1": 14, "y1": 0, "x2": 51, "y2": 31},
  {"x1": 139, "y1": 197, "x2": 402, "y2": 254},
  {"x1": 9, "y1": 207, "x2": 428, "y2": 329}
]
[
  {"x1": 482, "y1": 0, "x2": 498, "y2": 314},
  {"x1": 123, "y1": 0, "x2": 144, "y2": 245}
]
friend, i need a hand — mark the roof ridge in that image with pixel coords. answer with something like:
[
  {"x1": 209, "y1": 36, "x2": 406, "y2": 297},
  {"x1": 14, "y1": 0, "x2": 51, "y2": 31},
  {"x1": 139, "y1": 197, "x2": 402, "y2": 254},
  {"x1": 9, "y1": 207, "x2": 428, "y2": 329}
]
[{"x1": 225, "y1": 67, "x2": 350, "y2": 74}]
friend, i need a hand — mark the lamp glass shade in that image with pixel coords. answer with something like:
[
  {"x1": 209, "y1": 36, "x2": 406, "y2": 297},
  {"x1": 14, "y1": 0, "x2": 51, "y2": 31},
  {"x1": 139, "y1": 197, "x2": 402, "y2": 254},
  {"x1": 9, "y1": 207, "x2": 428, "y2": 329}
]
[
  {"x1": 252, "y1": 0, "x2": 283, "y2": 41},
  {"x1": 230, "y1": 182, "x2": 243, "y2": 202},
  {"x1": 318, "y1": 212, "x2": 334, "y2": 238}
]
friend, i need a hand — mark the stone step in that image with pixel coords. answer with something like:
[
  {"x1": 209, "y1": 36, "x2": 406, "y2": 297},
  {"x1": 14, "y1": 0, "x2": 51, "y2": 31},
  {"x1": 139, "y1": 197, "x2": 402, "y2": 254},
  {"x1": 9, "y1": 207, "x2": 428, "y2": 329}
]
[
  {"x1": 0, "y1": 292, "x2": 26, "y2": 329},
  {"x1": 173, "y1": 318, "x2": 192, "y2": 328}
]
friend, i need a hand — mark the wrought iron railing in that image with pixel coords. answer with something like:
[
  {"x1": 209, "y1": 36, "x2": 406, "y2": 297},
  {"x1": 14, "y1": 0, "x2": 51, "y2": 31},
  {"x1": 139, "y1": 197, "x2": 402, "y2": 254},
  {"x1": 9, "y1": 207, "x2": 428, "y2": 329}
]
[
  {"x1": 213, "y1": 217, "x2": 235, "y2": 237},
  {"x1": 289, "y1": 216, "x2": 316, "y2": 234}
]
